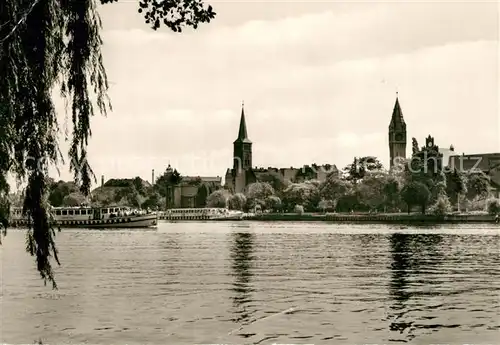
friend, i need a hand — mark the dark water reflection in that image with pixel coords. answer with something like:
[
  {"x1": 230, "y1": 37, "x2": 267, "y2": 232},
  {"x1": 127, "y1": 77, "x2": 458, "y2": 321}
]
[
  {"x1": 1, "y1": 222, "x2": 499, "y2": 344},
  {"x1": 229, "y1": 231, "x2": 256, "y2": 327}
]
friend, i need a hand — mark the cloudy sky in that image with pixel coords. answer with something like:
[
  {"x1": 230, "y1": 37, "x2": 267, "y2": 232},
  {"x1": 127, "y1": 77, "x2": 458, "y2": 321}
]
[{"x1": 49, "y1": 0, "x2": 499, "y2": 185}]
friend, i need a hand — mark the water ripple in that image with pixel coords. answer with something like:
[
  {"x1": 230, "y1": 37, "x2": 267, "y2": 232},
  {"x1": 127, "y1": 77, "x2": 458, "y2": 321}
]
[{"x1": 1, "y1": 223, "x2": 499, "y2": 344}]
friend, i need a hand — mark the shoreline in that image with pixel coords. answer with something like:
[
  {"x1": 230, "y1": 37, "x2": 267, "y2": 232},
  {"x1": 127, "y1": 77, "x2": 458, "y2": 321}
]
[{"x1": 245, "y1": 212, "x2": 498, "y2": 224}]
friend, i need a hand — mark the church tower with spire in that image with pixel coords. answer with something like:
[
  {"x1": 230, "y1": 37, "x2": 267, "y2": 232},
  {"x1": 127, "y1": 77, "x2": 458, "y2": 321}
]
[
  {"x1": 388, "y1": 94, "x2": 407, "y2": 168},
  {"x1": 233, "y1": 102, "x2": 252, "y2": 172},
  {"x1": 224, "y1": 102, "x2": 256, "y2": 193}
]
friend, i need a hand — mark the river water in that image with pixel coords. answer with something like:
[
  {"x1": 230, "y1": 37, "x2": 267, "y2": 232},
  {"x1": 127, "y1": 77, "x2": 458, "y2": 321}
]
[{"x1": 1, "y1": 222, "x2": 499, "y2": 344}]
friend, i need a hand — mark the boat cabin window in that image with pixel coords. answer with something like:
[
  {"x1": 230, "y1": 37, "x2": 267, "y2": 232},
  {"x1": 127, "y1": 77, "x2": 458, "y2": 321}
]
[
  {"x1": 55, "y1": 210, "x2": 61, "y2": 215},
  {"x1": 62, "y1": 210, "x2": 67, "y2": 215},
  {"x1": 103, "y1": 209, "x2": 108, "y2": 214},
  {"x1": 68, "y1": 210, "x2": 74, "y2": 216}
]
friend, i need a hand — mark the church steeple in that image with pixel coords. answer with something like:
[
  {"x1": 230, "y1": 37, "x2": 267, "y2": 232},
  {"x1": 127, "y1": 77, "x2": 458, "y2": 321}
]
[
  {"x1": 388, "y1": 93, "x2": 407, "y2": 168},
  {"x1": 234, "y1": 101, "x2": 251, "y2": 144},
  {"x1": 233, "y1": 101, "x2": 252, "y2": 173}
]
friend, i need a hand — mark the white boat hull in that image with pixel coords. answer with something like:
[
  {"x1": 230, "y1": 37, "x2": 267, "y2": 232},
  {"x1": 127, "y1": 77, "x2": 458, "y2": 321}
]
[
  {"x1": 11, "y1": 214, "x2": 158, "y2": 229},
  {"x1": 159, "y1": 208, "x2": 244, "y2": 221}
]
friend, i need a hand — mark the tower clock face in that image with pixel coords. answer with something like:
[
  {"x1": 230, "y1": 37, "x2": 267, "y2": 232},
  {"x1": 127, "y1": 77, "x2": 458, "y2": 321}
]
[{"x1": 395, "y1": 133, "x2": 403, "y2": 141}]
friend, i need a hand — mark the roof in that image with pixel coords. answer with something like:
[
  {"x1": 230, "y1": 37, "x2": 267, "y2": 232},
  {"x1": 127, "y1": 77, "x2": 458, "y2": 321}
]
[
  {"x1": 389, "y1": 97, "x2": 406, "y2": 130},
  {"x1": 233, "y1": 104, "x2": 252, "y2": 144},
  {"x1": 181, "y1": 176, "x2": 222, "y2": 183},
  {"x1": 448, "y1": 153, "x2": 500, "y2": 172}
]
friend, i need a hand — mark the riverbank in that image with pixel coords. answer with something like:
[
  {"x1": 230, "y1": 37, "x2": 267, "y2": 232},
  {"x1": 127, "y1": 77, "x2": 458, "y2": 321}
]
[{"x1": 246, "y1": 212, "x2": 497, "y2": 224}]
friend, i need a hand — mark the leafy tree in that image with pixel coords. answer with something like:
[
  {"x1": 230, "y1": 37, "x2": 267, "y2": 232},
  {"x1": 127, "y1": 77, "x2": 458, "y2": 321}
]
[
  {"x1": 319, "y1": 172, "x2": 351, "y2": 203},
  {"x1": 294, "y1": 204, "x2": 304, "y2": 215},
  {"x1": 245, "y1": 182, "x2": 275, "y2": 209},
  {"x1": 154, "y1": 167, "x2": 182, "y2": 209},
  {"x1": 48, "y1": 181, "x2": 79, "y2": 207},
  {"x1": 141, "y1": 192, "x2": 162, "y2": 210},
  {"x1": 104, "y1": 179, "x2": 134, "y2": 188},
  {"x1": 444, "y1": 168, "x2": 467, "y2": 206},
  {"x1": 132, "y1": 177, "x2": 146, "y2": 195},
  {"x1": 343, "y1": 156, "x2": 383, "y2": 183},
  {"x1": 195, "y1": 183, "x2": 209, "y2": 208},
  {"x1": 412, "y1": 137, "x2": 419, "y2": 155},
  {"x1": 382, "y1": 173, "x2": 403, "y2": 212},
  {"x1": 265, "y1": 195, "x2": 282, "y2": 212},
  {"x1": 62, "y1": 192, "x2": 87, "y2": 207},
  {"x1": 466, "y1": 196, "x2": 486, "y2": 212},
  {"x1": 401, "y1": 181, "x2": 431, "y2": 214},
  {"x1": 0, "y1": 0, "x2": 216, "y2": 287},
  {"x1": 486, "y1": 198, "x2": 500, "y2": 215},
  {"x1": 357, "y1": 172, "x2": 389, "y2": 211},
  {"x1": 318, "y1": 199, "x2": 335, "y2": 213},
  {"x1": 228, "y1": 193, "x2": 246, "y2": 211},
  {"x1": 257, "y1": 173, "x2": 287, "y2": 193},
  {"x1": 429, "y1": 193, "x2": 452, "y2": 216},
  {"x1": 282, "y1": 181, "x2": 320, "y2": 212},
  {"x1": 206, "y1": 190, "x2": 229, "y2": 208},
  {"x1": 465, "y1": 169, "x2": 490, "y2": 200},
  {"x1": 404, "y1": 141, "x2": 446, "y2": 204}
]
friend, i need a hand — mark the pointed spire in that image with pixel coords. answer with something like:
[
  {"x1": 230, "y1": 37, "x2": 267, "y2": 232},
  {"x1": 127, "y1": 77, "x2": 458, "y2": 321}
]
[
  {"x1": 389, "y1": 93, "x2": 405, "y2": 129},
  {"x1": 234, "y1": 101, "x2": 251, "y2": 144}
]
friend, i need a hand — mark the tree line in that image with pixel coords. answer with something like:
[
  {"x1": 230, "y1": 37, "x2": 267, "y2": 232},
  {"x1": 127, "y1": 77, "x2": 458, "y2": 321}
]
[
  {"x1": 7, "y1": 167, "x2": 220, "y2": 211},
  {"x1": 205, "y1": 143, "x2": 499, "y2": 215}
]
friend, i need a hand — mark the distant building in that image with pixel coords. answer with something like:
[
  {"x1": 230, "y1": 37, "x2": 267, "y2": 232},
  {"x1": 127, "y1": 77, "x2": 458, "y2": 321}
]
[
  {"x1": 448, "y1": 152, "x2": 500, "y2": 197},
  {"x1": 388, "y1": 94, "x2": 500, "y2": 197},
  {"x1": 171, "y1": 175, "x2": 222, "y2": 208},
  {"x1": 224, "y1": 103, "x2": 338, "y2": 193}
]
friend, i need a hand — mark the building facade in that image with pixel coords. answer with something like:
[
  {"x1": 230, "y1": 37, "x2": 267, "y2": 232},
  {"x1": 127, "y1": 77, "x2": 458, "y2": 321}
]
[{"x1": 172, "y1": 176, "x2": 222, "y2": 208}]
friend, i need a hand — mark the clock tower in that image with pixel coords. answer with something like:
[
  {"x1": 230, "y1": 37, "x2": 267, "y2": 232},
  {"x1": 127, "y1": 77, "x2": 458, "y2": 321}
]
[{"x1": 388, "y1": 94, "x2": 407, "y2": 168}]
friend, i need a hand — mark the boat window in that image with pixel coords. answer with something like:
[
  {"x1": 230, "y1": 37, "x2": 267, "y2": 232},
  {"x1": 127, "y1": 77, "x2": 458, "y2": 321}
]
[
  {"x1": 75, "y1": 210, "x2": 80, "y2": 215},
  {"x1": 68, "y1": 210, "x2": 73, "y2": 215},
  {"x1": 103, "y1": 209, "x2": 108, "y2": 214},
  {"x1": 55, "y1": 210, "x2": 61, "y2": 215},
  {"x1": 62, "y1": 210, "x2": 67, "y2": 215}
]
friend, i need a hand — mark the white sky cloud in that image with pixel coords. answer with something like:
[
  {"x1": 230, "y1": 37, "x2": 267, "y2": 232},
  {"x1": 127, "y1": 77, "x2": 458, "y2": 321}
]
[{"x1": 25, "y1": 0, "x2": 499, "y2": 187}]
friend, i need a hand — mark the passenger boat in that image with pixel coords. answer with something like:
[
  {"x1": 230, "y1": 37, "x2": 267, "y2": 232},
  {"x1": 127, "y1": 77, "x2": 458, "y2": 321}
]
[
  {"x1": 160, "y1": 207, "x2": 244, "y2": 221},
  {"x1": 10, "y1": 206, "x2": 158, "y2": 228}
]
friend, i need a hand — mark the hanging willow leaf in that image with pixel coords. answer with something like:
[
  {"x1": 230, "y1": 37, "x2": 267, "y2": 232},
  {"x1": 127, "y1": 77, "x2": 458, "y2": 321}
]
[{"x1": 0, "y1": 0, "x2": 215, "y2": 288}]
